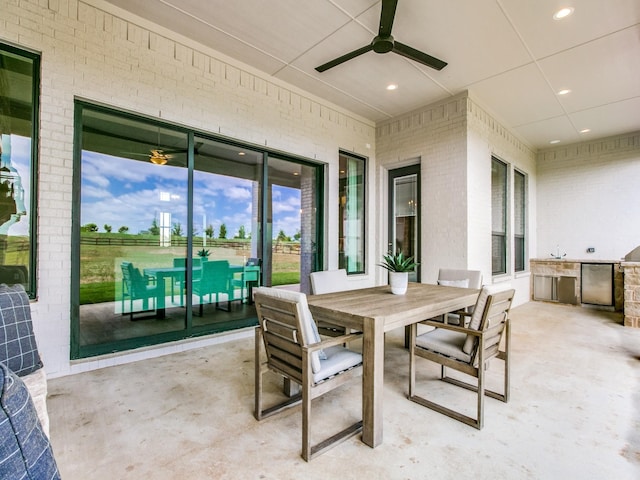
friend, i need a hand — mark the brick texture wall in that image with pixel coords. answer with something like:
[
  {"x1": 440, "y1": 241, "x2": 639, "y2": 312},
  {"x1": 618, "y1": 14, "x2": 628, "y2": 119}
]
[
  {"x1": 1, "y1": 0, "x2": 375, "y2": 376},
  {"x1": 376, "y1": 92, "x2": 536, "y2": 307},
  {"x1": 537, "y1": 133, "x2": 640, "y2": 261}
]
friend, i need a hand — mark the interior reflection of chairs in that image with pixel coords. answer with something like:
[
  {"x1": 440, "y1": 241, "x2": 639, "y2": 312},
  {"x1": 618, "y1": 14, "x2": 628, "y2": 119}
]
[
  {"x1": 171, "y1": 257, "x2": 202, "y2": 305},
  {"x1": 192, "y1": 260, "x2": 234, "y2": 315},
  {"x1": 409, "y1": 286, "x2": 515, "y2": 429},
  {"x1": 253, "y1": 287, "x2": 363, "y2": 461},
  {"x1": 433, "y1": 268, "x2": 483, "y2": 325},
  {"x1": 309, "y1": 269, "x2": 350, "y2": 336},
  {"x1": 120, "y1": 261, "x2": 159, "y2": 321},
  {"x1": 231, "y1": 258, "x2": 261, "y2": 304}
]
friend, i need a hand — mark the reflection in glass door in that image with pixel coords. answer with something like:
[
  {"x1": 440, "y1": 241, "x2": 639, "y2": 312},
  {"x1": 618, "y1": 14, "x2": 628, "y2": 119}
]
[
  {"x1": 389, "y1": 165, "x2": 420, "y2": 282},
  {"x1": 267, "y1": 158, "x2": 319, "y2": 294},
  {"x1": 73, "y1": 104, "x2": 324, "y2": 358},
  {"x1": 191, "y1": 137, "x2": 262, "y2": 330},
  {"x1": 77, "y1": 108, "x2": 189, "y2": 353}
]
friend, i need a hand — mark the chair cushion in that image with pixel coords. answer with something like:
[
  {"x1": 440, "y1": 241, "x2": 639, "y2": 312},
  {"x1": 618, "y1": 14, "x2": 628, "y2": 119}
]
[
  {"x1": 437, "y1": 278, "x2": 469, "y2": 288},
  {"x1": 416, "y1": 328, "x2": 471, "y2": 363},
  {"x1": 0, "y1": 363, "x2": 60, "y2": 479},
  {"x1": 313, "y1": 345, "x2": 362, "y2": 383},
  {"x1": 462, "y1": 284, "x2": 511, "y2": 354},
  {"x1": 0, "y1": 284, "x2": 43, "y2": 377},
  {"x1": 310, "y1": 269, "x2": 349, "y2": 295},
  {"x1": 254, "y1": 288, "x2": 326, "y2": 373}
]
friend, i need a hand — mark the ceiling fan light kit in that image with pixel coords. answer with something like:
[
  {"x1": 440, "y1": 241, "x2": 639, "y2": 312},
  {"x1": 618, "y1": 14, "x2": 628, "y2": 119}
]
[{"x1": 315, "y1": 0, "x2": 447, "y2": 73}]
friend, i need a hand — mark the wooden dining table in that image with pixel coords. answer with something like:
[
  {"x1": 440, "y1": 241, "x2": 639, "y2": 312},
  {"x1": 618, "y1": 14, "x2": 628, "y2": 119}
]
[{"x1": 307, "y1": 282, "x2": 479, "y2": 448}]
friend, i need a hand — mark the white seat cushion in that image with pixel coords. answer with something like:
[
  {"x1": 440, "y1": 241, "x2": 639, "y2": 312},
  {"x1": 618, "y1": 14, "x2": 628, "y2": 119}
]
[
  {"x1": 310, "y1": 269, "x2": 349, "y2": 295},
  {"x1": 437, "y1": 278, "x2": 469, "y2": 288},
  {"x1": 313, "y1": 346, "x2": 362, "y2": 383},
  {"x1": 416, "y1": 329, "x2": 471, "y2": 363}
]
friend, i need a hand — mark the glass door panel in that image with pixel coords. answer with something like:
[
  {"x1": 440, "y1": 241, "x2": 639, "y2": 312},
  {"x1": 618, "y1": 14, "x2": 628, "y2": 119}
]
[
  {"x1": 78, "y1": 109, "x2": 189, "y2": 349},
  {"x1": 191, "y1": 137, "x2": 262, "y2": 328},
  {"x1": 389, "y1": 166, "x2": 420, "y2": 282},
  {"x1": 267, "y1": 157, "x2": 318, "y2": 293}
]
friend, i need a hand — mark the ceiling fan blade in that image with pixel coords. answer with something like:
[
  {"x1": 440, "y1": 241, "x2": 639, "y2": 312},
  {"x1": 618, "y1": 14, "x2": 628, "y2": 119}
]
[
  {"x1": 379, "y1": 0, "x2": 398, "y2": 38},
  {"x1": 393, "y1": 41, "x2": 448, "y2": 71},
  {"x1": 315, "y1": 44, "x2": 373, "y2": 72}
]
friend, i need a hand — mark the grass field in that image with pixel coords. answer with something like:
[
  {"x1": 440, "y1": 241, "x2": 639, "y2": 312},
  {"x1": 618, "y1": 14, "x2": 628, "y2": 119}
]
[{"x1": 79, "y1": 237, "x2": 301, "y2": 304}]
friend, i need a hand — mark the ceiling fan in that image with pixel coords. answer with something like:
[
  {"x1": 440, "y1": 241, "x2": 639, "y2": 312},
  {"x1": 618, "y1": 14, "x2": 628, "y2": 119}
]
[{"x1": 315, "y1": 0, "x2": 447, "y2": 73}]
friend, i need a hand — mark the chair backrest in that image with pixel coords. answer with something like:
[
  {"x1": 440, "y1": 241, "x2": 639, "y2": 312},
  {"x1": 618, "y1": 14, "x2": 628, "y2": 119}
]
[
  {"x1": 437, "y1": 268, "x2": 482, "y2": 289},
  {"x1": 253, "y1": 287, "x2": 323, "y2": 375},
  {"x1": 463, "y1": 286, "x2": 515, "y2": 360},
  {"x1": 121, "y1": 262, "x2": 147, "y2": 296},
  {"x1": 310, "y1": 269, "x2": 349, "y2": 294},
  {"x1": 199, "y1": 260, "x2": 231, "y2": 292},
  {"x1": 246, "y1": 257, "x2": 261, "y2": 267},
  {"x1": 173, "y1": 257, "x2": 202, "y2": 268}
]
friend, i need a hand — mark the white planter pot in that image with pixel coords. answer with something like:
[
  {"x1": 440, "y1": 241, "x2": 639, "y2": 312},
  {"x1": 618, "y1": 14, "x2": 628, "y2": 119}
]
[{"x1": 389, "y1": 271, "x2": 408, "y2": 295}]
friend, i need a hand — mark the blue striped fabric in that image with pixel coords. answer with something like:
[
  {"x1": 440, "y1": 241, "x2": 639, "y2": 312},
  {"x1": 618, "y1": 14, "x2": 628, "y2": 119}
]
[
  {"x1": 0, "y1": 363, "x2": 60, "y2": 479},
  {"x1": 0, "y1": 284, "x2": 43, "y2": 377}
]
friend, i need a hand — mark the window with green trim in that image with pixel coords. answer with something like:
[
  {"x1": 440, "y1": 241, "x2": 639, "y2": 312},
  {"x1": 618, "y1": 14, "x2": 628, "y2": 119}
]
[
  {"x1": 0, "y1": 43, "x2": 39, "y2": 296},
  {"x1": 491, "y1": 157, "x2": 507, "y2": 275},
  {"x1": 514, "y1": 169, "x2": 526, "y2": 272},
  {"x1": 338, "y1": 152, "x2": 365, "y2": 274}
]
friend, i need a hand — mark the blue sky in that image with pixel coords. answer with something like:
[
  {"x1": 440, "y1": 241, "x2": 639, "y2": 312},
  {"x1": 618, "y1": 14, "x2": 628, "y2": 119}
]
[{"x1": 81, "y1": 151, "x2": 302, "y2": 239}]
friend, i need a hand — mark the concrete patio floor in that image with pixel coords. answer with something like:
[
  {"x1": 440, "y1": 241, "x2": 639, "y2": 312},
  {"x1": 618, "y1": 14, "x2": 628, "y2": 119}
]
[{"x1": 47, "y1": 301, "x2": 640, "y2": 479}]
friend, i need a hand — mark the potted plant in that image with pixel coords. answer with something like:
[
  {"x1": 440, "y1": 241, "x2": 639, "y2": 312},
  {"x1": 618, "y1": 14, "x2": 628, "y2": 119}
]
[
  {"x1": 197, "y1": 249, "x2": 210, "y2": 261},
  {"x1": 379, "y1": 252, "x2": 419, "y2": 295}
]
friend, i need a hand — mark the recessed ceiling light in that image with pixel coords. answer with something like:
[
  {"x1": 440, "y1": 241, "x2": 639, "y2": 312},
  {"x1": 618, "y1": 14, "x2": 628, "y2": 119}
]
[
  {"x1": 557, "y1": 89, "x2": 571, "y2": 95},
  {"x1": 386, "y1": 84, "x2": 398, "y2": 91},
  {"x1": 553, "y1": 7, "x2": 574, "y2": 20},
  {"x1": 580, "y1": 128, "x2": 591, "y2": 134},
  {"x1": 549, "y1": 140, "x2": 561, "y2": 144}
]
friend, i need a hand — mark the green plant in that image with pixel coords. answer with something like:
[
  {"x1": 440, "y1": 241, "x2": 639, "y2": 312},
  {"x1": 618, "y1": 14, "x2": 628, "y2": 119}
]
[
  {"x1": 197, "y1": 248, "x2": 210, "y2": 257},
  {"x1": 379, "y1": 252, "x2": 418, "y2": 273}
]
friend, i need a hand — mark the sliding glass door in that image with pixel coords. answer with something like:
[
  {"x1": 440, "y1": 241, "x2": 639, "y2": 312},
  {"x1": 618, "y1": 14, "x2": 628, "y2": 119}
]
[{"x1": 72, "y1": 102, "x2": 323, "y2": 358}]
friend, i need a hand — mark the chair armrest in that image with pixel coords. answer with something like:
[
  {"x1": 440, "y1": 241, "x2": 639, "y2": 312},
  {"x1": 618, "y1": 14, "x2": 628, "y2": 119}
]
[
  {"x1": 420, "y1": 320, "x2": 482, "y2": 337},
  {"x1": 305, "y1": 332, "x2": 363, "y2": 352}
]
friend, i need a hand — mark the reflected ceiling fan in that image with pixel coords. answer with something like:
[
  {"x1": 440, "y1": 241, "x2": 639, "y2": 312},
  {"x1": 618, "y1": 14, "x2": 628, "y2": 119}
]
[
  {"x1": 125, "y1": 148, "x2": 174, "y2": 165},
  {"x1": 315, "y1": 0, "x2": 447, "y2": 73},
  {"x1": 125, "y1": 142, "x2": 203, "y2": 166}
]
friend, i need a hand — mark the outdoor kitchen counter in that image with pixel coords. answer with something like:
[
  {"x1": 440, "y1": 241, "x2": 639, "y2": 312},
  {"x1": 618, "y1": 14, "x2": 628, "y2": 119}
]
[{"x1": 530, "y1": 259, "x2": 624, "y2": 311}]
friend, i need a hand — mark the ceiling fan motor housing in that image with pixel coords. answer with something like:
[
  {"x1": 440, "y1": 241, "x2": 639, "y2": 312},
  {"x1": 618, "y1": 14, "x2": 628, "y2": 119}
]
[{"x1": 372, "y1": 36, "x2": 394, "y2": 54}]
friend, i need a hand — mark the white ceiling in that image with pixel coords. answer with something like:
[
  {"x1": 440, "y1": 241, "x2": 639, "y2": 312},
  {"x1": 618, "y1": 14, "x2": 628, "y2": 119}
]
[{"x1": 103, "y1": 0, "x2": 640, "y2": 150}]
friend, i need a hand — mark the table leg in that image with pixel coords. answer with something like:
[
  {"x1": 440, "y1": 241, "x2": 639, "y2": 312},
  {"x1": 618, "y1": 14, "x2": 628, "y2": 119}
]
[
  {"x1": 362, "y1": 316, "x2": 385, "y2": 448},
  {"x1": 156, "y1": 273, "x2": 166, "y2": 319}
]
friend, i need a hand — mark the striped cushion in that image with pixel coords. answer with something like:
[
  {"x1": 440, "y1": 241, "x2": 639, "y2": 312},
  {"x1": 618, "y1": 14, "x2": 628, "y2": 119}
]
[
  {"x1": 0, "y1": 284, "x2": 43, "y2": 377},
  {"x1": 0, "y1": 363, "x2": 60, "y2": 479}
]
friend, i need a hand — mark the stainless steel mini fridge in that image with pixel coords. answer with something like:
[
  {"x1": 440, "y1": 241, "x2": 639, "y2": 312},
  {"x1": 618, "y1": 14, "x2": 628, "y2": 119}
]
[{"x1": 581, "y1": 263, "x2": 613, "y2": 306}]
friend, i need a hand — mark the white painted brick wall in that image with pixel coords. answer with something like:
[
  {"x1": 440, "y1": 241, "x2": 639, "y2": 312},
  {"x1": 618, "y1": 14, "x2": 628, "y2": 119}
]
[
  {"x1": 376, "y1": 92, "x2": 537, "y2": 307},
  {"x1": 536, "y1": 133, "x2": 640, "y2": 261},
  {"x1": 1, "y1": 0, "x2": 376, "y2": 377}
]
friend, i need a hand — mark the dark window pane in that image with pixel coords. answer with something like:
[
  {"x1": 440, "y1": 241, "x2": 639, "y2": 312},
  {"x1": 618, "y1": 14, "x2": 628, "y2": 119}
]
[
  {"x1": 491, "y1": 158, "x2": 507, "y2": 275},
  {"x1": 0, "y1": 44, "x2": 39, "y2": 295}
]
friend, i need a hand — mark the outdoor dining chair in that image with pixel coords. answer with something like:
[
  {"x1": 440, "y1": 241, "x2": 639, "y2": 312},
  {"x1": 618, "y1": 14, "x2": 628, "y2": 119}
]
[
  {"x1": 253, "y1": 287, "x2": 363, "y2": 461},
  {"x1": 309, "y1": 269, "x2": 350, "y2": 336},
  {"x1": 120, "y1": 261, "x2": 160, "y2": 320},
  {"x1": 409, "y1": 286, "x2": 515, "y2": 429},
  {"x1": 192, "y1": 260, "x2": 234, "y2": 315},
  {"x1": 433, "y1": 268, "x2": 483, "y2": 325}
]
